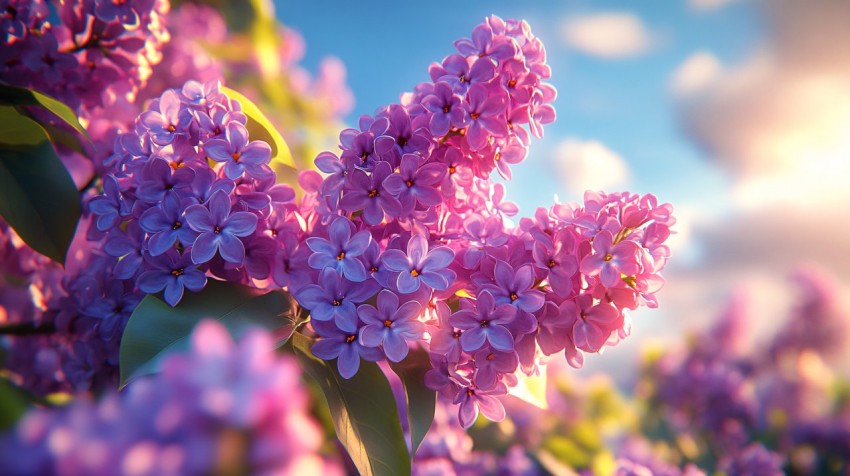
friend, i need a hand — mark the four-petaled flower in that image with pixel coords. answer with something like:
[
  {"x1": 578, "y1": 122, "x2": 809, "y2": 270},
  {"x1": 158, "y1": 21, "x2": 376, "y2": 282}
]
[
  {"x1": 295, "y1": 268, "x2": 380, "y2": 333},
  {"x1": 560, "y1": 294, "x2": 621, "y2": 353},
  {"x1": 139, "y1": 89, "x2": 193, "y2": 146},
  {"x1": 422, "y1": 82, "x2": 468, "y2": 137},
  {"x1": 481, "y1": 260, "x2": 545, "y2": 314},
  {"x1": 384, "y1": 154, "x2": 446, "y2": 212},
  {"x1": 311, "y1": 319, "x2": 384, "y2": 379},
  {"x1": 463, "y1": 83, "x2": 508, "y2": 150},
  {"x1": 139, "y1": 191, "x2": 198, "y2": 256},
  {"x1": 579, "y1": 230, "x2": 642, "y2": 287},
  {"x1": 339, "y1": 161, "x2": 401, "y2": 226}
]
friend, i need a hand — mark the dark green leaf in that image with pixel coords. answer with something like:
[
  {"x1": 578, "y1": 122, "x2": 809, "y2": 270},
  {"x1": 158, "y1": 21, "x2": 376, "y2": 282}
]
[
  {"x1": 0, "y1": 83, "x2": 89, "y2": 139},
  {"x1": 390, "y1": 347, "x2": 436, "y2": 455},
  {"x1": 0, "y1": 377, "x2": 30, "y2": 430},
  {"x1": 0, "y1": 106, "x2": 81, "y2": 264},
  {"x1": 221, "y1": 86, "x2": 296, "y2": 171},
  {"x1": 119, "y1": 280, "x2": 297, "y2": 387},
  {"x1": 290, "y1": 332, "x2": 411, "y2": 476}
]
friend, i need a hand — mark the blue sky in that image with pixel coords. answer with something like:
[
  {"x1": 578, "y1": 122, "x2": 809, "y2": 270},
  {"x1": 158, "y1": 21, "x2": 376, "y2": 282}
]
[{"x1": 278, "y1": 0, "x2": 761, "y2": 213}]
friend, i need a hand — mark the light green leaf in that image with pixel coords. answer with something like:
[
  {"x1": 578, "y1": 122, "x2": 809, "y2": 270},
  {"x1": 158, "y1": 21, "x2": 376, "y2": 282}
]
[
  {"x1": 221, "y1": 86, "x2": 295, "y2": 173},
  {"x1": 0, "y1": 106, "x2": 81, "y2": 264},
  {"x1": 119, "y1": 280, "x2": 297, "y2": 387},
  {"x1": 390, "y1": 347, "x2": 436, "y2": 455},
  {"x1": 0, "y1": 83, "x2": 89, "y2": 140},
  {"x1": 290, "y1": 332, "x2": 411, "y2": 476}
]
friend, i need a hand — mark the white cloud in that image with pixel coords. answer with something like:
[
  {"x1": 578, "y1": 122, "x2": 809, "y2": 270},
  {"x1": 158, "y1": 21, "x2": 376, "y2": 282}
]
[
  {"x1": 677, "y1": 1, "x2": 850, "y2": 183},
  {"x1": 562, "y1": 13, "x2": 653, "y2": 59},
  {"x1": 689, "y1": 0, "x2": 738, "y2": 12},
  {"x1": 656, "y1": 0, "x2": 850, "y2": 366},
  {"x1": 670, "y1": 51, "x2": 722, "y2": 97},
  {"x1": 553, "y1": 138, "x2": 630, "y2": 195}
]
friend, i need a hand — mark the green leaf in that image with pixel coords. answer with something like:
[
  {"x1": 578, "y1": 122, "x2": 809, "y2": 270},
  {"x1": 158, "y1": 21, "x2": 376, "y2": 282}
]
[
  {"x1": 389, "y1": 347, "x2": 436, "y2": 455},
  {"x1": 290, "y1": 332, "x2": 411, "y2": 476},
  {"x1": 0, "y1": 106, "x2": 81, "y2": 264},
  {"x1": 0, "y1": 83, "x2": 89, "y2": 140},
  {"x1": 0, "y1": 377, "x2": 31, "y2": 430},
  {"x1": 119, "y1": 280, "x2": 297, "y2": 387},
  {"x1": 221, "y1": 86, "x2": 295, "y2": 172}
]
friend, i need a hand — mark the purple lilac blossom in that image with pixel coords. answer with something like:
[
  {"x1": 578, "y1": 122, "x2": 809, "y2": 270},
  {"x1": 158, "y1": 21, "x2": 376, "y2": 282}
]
[
  {"x1": 381, "y1": 234, "x2": 456, "y2": 294},
  {"x1": 305, "y1": 216, "x2": 371, "y2": 282},
  {"x1": 184, "y1": 190, "x2": 258, "y2": 264},
  {"x1": 0, "y1": 320, "x2": 342, "y2": 475},
  {"x1": 357, "y1": 290, "x2": 426, "y2": 362}
]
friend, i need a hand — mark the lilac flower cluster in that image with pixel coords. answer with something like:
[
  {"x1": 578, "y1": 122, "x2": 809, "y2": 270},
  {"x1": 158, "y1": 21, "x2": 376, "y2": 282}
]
[
  {"x1": 0, "y1": 0, "x2": 171, "y2": 188},
  {"x1": 640, "y1": 265, "x2": 850, "y2": 474},
  {"x1": 87, "y1": 80, "x2": 293, "y2": 306},
  {"x1": 0, "y1": 217, "x2": 139, "y2": 395},
  {"x1": 1, "y1": 80, "x2": 289, "y2": 394},
  {"x1": 289, "y1": 15, "x2": 674, "y2": 428},
  {"x1": 0, "y1": 0, "x2": 168, "y2": 113},
  {"x1": 0, "y1": 320, "x2": 341, "y2": 476}
]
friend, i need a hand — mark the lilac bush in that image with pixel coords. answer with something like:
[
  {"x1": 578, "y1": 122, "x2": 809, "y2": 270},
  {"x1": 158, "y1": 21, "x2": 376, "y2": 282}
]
[
  {"x1": 0, "y1": 4, "x2": 695, "y2": 475},
  {"x1": 72, "y1": 13, "x2": 676, "y2": 428}
]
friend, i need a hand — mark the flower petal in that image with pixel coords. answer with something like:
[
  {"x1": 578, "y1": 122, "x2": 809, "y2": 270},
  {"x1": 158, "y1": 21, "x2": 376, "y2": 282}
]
[{"x1": 190, "y1": 233, "x2": 219, "y2": 264}]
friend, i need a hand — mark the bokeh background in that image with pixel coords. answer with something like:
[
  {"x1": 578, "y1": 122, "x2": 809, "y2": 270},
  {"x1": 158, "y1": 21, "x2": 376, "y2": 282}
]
[{"x1": 281, "y1": 0, "x2": 850, "y2": 382}]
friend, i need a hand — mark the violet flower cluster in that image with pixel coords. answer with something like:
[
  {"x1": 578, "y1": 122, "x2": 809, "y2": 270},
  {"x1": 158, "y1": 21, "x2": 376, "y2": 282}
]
[
  {"x1": 33, "y1": 15, "x2": 673, "y2": 430},
  {"x1": 87, "y1": 79, "x2": 290, "y2": 307},
  {"x1": 0, "y1": 217, "x2": 141, "y2": 395},
  {"x1": 639, "y1": 265, "x2": 850, "y2": 474},
  {"x1": 142, "y1": 1, "x2": 354, "y2": 170},
  {"x1": 292, "y1": 15, "x2": 674, "y2": 428},
  {"x1": 0, "y1": 0, "x2": 357, "y2": 395},
  {"x1": 0, "y1": 320, "x2": 341, "y2": 476},
  {"x1": 1, "y1": 79, "x2": 285, "y2": 395}
]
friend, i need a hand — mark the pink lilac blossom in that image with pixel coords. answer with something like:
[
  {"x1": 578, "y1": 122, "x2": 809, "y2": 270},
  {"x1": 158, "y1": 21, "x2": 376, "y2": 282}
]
[
  {"x1": 293, "y1": 15, "x2": 675, "y2": 428},
  {"x1": 0, "y1": 320, "x2": 342, "y2": 476}
]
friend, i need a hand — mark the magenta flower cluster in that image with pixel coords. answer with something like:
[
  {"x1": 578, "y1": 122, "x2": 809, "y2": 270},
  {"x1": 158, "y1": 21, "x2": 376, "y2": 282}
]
[
  {"x1": 0, "y1": 320, "x2": 339, "y2": 476},
  {"x1": 292, "y1": 16, "x2": 675, "y2": 428},
  {"x1": 88, "y1": 80, "x2": 291, "y2": 307}
]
